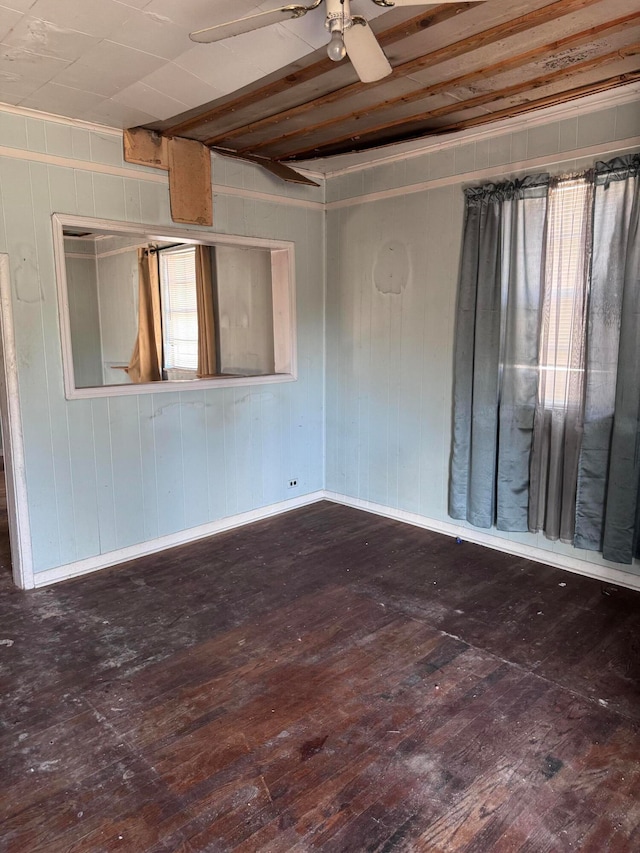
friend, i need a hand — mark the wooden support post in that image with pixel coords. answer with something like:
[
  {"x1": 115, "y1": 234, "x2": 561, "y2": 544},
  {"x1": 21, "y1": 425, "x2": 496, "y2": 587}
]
[{"x1": 167, "y1": 137, "x2": 213, "y2": 227}]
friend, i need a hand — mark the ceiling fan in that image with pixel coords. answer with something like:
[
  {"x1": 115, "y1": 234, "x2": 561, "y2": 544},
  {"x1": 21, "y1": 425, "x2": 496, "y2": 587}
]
[{"x1": 189, "y1": 0, "x2": 482, "y2": 84}]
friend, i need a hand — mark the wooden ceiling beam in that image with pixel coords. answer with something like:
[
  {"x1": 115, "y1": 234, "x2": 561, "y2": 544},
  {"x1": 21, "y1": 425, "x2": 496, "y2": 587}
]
[
  {"x1": 163, "y1": 3, "x2": 478, "y2": 138},
  {"x1": 421, "y1": 70, "x2": 640, "y2": 142},
  {"x1": 204, "y1": 0, "x2": 607, "y2": 148},
  {"x1": 285, "y1": 46, "x2": 640, "y2": 159},
  {"x1": 245, "y1": 11, "x2": 640, "y2": 156}
]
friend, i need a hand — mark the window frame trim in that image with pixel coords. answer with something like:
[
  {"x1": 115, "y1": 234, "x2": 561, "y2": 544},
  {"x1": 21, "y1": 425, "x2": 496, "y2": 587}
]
[
  {"x1": 52, "y1": 214, "x2": 298, "y2": 400},
  {"x1": 158, "y1": 244, "x2": 199, "y2": 375}
]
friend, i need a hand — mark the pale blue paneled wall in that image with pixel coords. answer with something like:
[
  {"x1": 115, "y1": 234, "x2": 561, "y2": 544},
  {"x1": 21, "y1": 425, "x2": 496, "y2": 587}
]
[
  {"x1": 65, "y1": 252, "x2": 102, "y2": 388},
  {"x1": 0, "y1": 111, "x2": 325, "y2": 575},
  {"x1": 3, "y1": 95, "x2": 640, "y2": 581},
  {"x1": 325, "y1": 99, "x2": 640, "y2": 577},
  {"x1": 326, "y1": 188, "x2": 461, "y2": 518}
]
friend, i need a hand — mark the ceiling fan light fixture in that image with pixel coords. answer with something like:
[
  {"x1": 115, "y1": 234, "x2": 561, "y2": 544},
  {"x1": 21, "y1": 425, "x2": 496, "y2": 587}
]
[
  {"x1": 327, "y1": 29, "x2": 347, "y2": 62},
  {"x1": 188, "y1": 0, "x2": 481, "y2": 81}
]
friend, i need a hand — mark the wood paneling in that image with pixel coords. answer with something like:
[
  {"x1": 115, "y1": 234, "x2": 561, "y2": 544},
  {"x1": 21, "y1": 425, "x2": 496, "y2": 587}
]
[
  {"x1": 2, "y1": 500, "x2": 640, "y2": 850},
  {"x1": 144, "y1": 0, "x2": 640, "y2": 163},
  {"x1": 247, "y1": 14, "x2": 640, "y2": 158},
  {"x1": 288, "y1": 54, "x2": 640, "y2": 158},
  {"x1": 162, "y1": 4, "x2": 480, "y2": 139}
]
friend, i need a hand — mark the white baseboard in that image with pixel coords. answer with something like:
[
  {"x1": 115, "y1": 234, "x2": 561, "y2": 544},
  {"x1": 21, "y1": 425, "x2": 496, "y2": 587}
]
[
  {"x1": 323, "y1": 491, "x2": 640, "y2": 593},
  {"x1": 31, "y1": 488, "x2": 640, "y2": 594},
  {"x1": 32, "y1": 491, "x2": 325, "y2": 588}
]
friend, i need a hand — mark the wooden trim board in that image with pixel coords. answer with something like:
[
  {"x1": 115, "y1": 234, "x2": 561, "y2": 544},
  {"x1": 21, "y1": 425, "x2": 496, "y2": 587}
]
[{"x1": 0, "y1": 254, "x2": 34, "y2": 590}]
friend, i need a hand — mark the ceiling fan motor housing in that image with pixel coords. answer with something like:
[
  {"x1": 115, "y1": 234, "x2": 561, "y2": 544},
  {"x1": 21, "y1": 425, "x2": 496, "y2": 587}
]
[{"x1": 325, "y1": 0, "x2": 353, "y2": 32}]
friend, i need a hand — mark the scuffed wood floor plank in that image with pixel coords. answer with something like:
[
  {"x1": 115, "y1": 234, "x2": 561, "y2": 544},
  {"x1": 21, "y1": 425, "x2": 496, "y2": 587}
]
[{"x1": 2, "y1": 499, "x2": 640, "y2": 851}]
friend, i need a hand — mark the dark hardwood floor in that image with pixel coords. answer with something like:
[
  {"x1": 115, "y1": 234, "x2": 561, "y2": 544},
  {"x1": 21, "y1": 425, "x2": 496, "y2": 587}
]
[{"x1": 2, "y1": 500, "x2": 640, "y2": 851}]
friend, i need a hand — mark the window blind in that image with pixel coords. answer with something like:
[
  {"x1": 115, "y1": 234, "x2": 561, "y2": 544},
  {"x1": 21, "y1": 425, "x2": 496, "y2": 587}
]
[
  {"x1": 159, "y1": 246, "x2": 198, "y2": 372},
  {"x1": 539, "y1": 178, "x2": 591, "y2": 408}
]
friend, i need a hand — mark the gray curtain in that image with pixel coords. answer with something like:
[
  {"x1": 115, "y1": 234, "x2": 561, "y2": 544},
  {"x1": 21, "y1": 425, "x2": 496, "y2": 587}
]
[
  {"x1": 575, "y1": 155, "x2": 640, "y2": 563},
  {"x1": 529, "y1": 177, "x2": 593, "y2": 542},
  {"x1": 449, "y1": 177, "x2": 548, "y2": 530}
]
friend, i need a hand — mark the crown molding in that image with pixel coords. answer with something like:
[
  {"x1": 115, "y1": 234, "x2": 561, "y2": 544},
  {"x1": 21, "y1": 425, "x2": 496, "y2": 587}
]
[
  {"x1": 0, "y1": 101, "x2": 124, "y2": 136},
  {"x1": 325, "y1": 136, "x2": 640, "y2": 210}
]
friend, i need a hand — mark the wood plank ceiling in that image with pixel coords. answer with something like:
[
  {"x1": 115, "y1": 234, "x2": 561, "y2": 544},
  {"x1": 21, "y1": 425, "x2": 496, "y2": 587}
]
[{"x1": 146, "y1": 0, "x2": 640, "y2": 165}]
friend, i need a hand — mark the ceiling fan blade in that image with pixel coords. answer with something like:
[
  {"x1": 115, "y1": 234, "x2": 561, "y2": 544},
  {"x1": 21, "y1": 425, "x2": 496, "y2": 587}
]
[
  {"x1": 190, "y1": 6, "x2": 308, "y2": 44},
  {"x1": 343, "y1": 20, "x2": 392, "y2": 84}
]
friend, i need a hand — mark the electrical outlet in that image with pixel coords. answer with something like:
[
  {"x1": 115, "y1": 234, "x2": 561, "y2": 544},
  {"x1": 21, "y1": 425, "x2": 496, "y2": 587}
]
[{"x1": 288, "y1": 478, "x2": 298, "y2": 488}]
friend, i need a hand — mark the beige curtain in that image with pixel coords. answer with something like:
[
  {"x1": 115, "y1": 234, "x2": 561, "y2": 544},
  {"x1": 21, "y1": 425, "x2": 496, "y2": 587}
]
[
  {"x1": 195, "y1": 245, "x2": 217, "y2": 377},
  {"x1": 127, "y1": 248, "x2": 163, "y2": 383}
]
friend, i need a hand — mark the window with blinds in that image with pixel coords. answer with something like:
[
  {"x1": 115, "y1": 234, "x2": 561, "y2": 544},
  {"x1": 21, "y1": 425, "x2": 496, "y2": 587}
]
[
  {"x1": 538, "y1": 177, "x2": 591, "y2": 409},
  {"x1": 159, "y1": 246, "x2": 198, "y2": 374}
]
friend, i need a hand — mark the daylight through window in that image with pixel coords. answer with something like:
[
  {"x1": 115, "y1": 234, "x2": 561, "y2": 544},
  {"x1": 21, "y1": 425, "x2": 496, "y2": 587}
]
[
  {"x1": 538, "y1": 177, "x2": 591, "y2": 409},
  {"x1": 159, "y1": 245, "x2": 198, "y2": 375}
]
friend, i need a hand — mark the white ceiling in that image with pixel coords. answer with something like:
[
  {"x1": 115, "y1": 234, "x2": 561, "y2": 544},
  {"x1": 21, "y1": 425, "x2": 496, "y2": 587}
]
[{"x1": 0, "y1": 0, "x2": 387, "y2": 128}]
